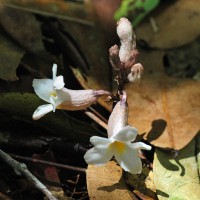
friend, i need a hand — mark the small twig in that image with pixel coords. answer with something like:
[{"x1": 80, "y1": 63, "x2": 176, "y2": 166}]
[
  {"x1": 0, "y1": 150, "x2": 58, "y2": 200},
  {"x1": 10, "y1": 154, "x2": 86, "y2": 173},
  {"x1": 149, "y1": 17, "x2": 159, "y2": 33},
  {"x1": 87, "y1": 106, "x2": 108, "y2": 123},
  {"x1": 71, "y1": 174, "x2": 80, "y2": 198},
  {"x1": 4, "y1": 4, "x2": 94, "y2": 26},
  {"x1": 84, "y1": 111, "x2": 108, "y2": 130},
  {"x1": 21, "y1": 61, "x2": 46, "y2": 78}
]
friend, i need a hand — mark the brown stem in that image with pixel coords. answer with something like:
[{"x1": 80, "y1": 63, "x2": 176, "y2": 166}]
[
  {"x1": 87, "y1": 106, "x2": 108, "y2": 123},
  {"x1": 84, "y1": 111, "x2": 108, "y2": 130},
  {"x1": 10, "y1": 154, "x2": 86, "y2": 173}
]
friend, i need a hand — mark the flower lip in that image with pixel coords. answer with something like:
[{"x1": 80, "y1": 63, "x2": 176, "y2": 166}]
[
  {"x1": 112, "y1": 126, "x2": 138, "y2": 143},
  {"x1": 32, "y1": 104, "x2": 54, "y2": 120}
]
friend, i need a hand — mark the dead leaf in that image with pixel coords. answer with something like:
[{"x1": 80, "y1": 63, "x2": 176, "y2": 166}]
[
  {"x1": 0, "y1": 6, "x2": 44, "y2": 52},
  {"x1": 86, "y1": 161, "x2": 137, "y2": 200},
  {"x1": 135, "y1": 0, "x2": 200, "y2": 48},
  {"x1": 3, "y1": 0, "x2": 95, "y2": 24},
  {"x1": 163, "y1": 38, "x2": 200, "y2": 79},
  {"x1": 153, "y1": 133, "x2": 200, "y2": 200},
  {"x1": 0, "y1": 30, "x2": 24, "y2": 81},
  {"x1": 59, "y1": 18, "x2": 112, "y2": 91},
  {"x1": 127, "y1": 50, "x2": 200, "y2": 150}
]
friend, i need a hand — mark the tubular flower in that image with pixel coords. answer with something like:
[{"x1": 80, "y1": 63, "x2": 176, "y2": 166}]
[
  {"x1": 32, "y1": 64, "x2": 110, "y2": 120},
  {"x1": 84, "y1": 100, "x2": 151, "y2": 174}
]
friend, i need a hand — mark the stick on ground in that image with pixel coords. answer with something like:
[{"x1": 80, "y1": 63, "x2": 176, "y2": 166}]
[{"x1": 0, "y1": 149, "x2": 58, "y2": 200}]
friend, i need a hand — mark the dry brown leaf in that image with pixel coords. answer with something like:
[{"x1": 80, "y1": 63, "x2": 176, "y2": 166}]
[
  {"x1": 3, "y1": 0, "x2": 95, "y2": 25},
  {"x1": 86, "y1": 161, "x2": 137, "y2": 200},
  {"x1": 0, "y1": 6, "x2": 44, "y2": 52},
  {"x1": 127, "y1": 50, "x2": 200, "y2": 150},
  {"x1": 135, "y1": 0, "x2": 200, "y2": 49},
  {"x1": 59, "y1": 18, "x2": 111, "y2": 91}
]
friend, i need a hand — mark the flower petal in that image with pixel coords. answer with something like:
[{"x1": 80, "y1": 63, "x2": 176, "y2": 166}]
[
  {"x1": 113, "y1": 125, "x2": 138, "y2": 142},
  {"x1": 52, "y1": 63, "x2": 57, "y2": 81},
  {"x1": 114, "y1": 144, "x2": 142, "y2": 174},
  {"x1": 32, "y1": 104, "x2": 54, "y2": 120},
  {"x1": 49, "y1": 96, "x2": 59, "y2": 112},
  {"x1": 129, "y1": 142, "x2": 152, "y2": 151},
  {"x1": 53, "y1": 75, "x2": 65, "y2": 90},
  {"x1": 33, "y1": 79, "x2": 53, "y2": 103},
  {"x1": 90, "y1": 136, "x2": 111, "y2": 146},
  {"x1": 84, "y1": 146, "x2": 113, "y2": 166}
]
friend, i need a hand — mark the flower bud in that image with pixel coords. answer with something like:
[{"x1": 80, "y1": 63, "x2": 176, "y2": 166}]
[
  {"x1": 127, "y1": 63, "x2": 144, "y2": 82},
  {"x1": 109, "y1": 45, "x2": 121, "y2": 70},
  {"x1": 117, "y1": 17, "x2": 136, "y2": 65}
]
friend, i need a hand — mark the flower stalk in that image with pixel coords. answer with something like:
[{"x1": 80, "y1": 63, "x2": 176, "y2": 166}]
[{"x1": 109, "y1": 17, "x2": 144, "y2": 93}]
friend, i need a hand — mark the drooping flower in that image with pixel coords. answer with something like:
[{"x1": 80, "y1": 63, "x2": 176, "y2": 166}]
[
  {"x1": 84, "y1": 99, "x2": 151, "y2": 174},
  {"x1": 32, "y1": 64, "x2": 110, "y2": 120}
]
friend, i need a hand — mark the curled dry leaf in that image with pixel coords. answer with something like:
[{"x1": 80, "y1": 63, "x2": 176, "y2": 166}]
[
  {"x1": 86, "y1": 161, "x2": 137, "y2": 200},
  {"x1": 135, "y1": 0, "x2": 200, "y2": 48}
]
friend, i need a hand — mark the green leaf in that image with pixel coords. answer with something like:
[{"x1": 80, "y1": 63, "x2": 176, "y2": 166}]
[
  {"x1": 115, "y1": 0, "x2": 160, "y2": 27},
  {"x1": 0, "y1": 93, "x2": 104, "y2": 142},
  {"x1": 153, "y1": 133, "x2": 200, "y2": 200}
]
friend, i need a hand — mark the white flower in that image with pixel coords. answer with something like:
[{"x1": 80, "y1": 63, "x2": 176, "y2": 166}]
[
  {"x1": 33, "y1": 64, "x2": 110, "y2": 120},
  {"x1": 84, "y1": 101, "x2": 151, "y2": 174}
]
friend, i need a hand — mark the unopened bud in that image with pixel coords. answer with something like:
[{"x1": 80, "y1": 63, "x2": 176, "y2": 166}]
[
  {"x1": 109, "y1": 45, "x2": 121, "y2": 70},
  {"x1": 127, "y1": 63, "x2": 144, "y2": 82},
  {"x1": 117, "y1": 17, "x2": 134, "y2": 43},
  {"x1": 117, "y1": 17, "x2": 136, "y2": 65}
]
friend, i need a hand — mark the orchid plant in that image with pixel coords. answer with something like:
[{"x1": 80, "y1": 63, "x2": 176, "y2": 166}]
[{"x1": 32, "y1": 17, "x2": 151, "y2": 174}]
